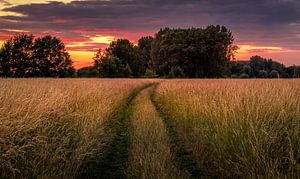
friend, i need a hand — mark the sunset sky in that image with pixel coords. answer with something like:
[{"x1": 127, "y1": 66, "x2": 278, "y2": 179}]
[{"x1": 0, "y1": 0, "x2": 300, "y2": 69}]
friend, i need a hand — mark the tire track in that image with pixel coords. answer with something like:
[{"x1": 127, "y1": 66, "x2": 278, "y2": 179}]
[
  {"x1": 77, "y1": 81, "x2": 205, "y2": 178},
  {"x1": 126, "y1": 86, "x2": 188, "y2": 178},
  {"x1": 76, "y1": 83, "x2": 155, "y2": 178},
  {"x1": 150, "y1": 83, "x2": 205, "y2": 178}
]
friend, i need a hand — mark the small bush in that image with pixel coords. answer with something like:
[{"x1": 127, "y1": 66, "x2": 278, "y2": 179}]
[
  {"x1": 168, "y1": 67, "x2": 185, "y2": 78},
  {"x1": 142, "y1": 69, "x2": 158, "y2": 78},
  {"x1": 239, "y1": 73, "x2": 249, "y2": 78},
  {"x1": 231, "y1": 74, "x2": 239, "y2": 78}
]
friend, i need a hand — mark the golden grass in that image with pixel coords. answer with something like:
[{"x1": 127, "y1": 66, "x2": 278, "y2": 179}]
[
  {"x1": 2, "y1": 78, "x2": 300, "y2": 178},
  {"x1": 126, "y1": 87, "x2": 186, "y2": 178},
  {"x1": 0, "y1": 78, "x2": 153, "y2": 178},
  {"x1": 156, "y1": 79, "x2": 300, "y2": 177}
]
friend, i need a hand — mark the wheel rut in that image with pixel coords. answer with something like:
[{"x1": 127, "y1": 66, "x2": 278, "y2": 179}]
[
  {"x1": 76, "y1": 83, "x2": 155, "y2": 178},
  {"x1": 77, "y1": 82, "x2": 204, "y2": 178},
  {"x1": 150, "y1": 83, "x2": 205, "y2": 178}
]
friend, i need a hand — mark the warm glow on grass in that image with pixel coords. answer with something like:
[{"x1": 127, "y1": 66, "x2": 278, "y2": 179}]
[{"x1": 0, "y1": 78, "x2": 154, "y2": 177}]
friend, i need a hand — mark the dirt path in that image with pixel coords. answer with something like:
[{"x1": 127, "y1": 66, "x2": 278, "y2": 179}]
[
  {"x1": 127, "y1": 86, "x2": 188, "y2": 178},
  {"x1": 76, "y1": 83, "x2": 154, "y2": 178},
  {"x1": 150, "y1": 84, "x2": 205, "y2": 178},
  {"x1": 77, "y1": 82, "x2": 203, "y2": 178}
]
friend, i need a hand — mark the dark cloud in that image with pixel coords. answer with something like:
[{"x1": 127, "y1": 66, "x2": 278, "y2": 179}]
[{"x1": 1, "y1": 0, "x2": 300, "y2": 50}]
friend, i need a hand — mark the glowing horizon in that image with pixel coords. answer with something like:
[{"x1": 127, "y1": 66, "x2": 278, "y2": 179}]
[
  {"x1": 1, "y1": 0, "x2": 300, "y2": 68},
  {"x1": 1, "y1": 36, "x2": 299, "y2": 69}
]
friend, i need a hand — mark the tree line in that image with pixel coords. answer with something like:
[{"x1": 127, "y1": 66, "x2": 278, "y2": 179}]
[
  {"x1": 231, "y1": 56, "x2": 300, "y2": 78},
  {"x1": 1, "y1": 26, "x2": 300, "y2": 78}
]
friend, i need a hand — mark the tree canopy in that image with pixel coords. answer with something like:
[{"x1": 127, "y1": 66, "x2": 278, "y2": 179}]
[
  {"x1": 229, "y1": 55, "x2": 293, "y2": 78},
  {"x1": 0, "y1": 34, "x2": 75, "y2": 77},
  {"x1": 1, "y1": 28, "x2": 300, "y2": 79},
  {"x1": 150, "y1": 26, "x2": 237, "y2": 78}
]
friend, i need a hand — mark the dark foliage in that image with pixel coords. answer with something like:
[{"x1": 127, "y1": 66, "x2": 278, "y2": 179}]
[
  {"x1": 0, "y1": 34, "x2": 75, "y2": 77},
  {"x1": 230, "y1": 56, "x2": 299, "y2": 78},
  {"x1": 2, "y1": 28, "x2": 299, "y2": 79},
  {"x1": 151, "y1": 26, "x2": 237, "y2": 78},
  {"x1": 77, "y1": 66, "x2": 97, "y2": 78}
]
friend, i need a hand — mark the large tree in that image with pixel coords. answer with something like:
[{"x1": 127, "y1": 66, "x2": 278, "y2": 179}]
[
  {"x1": 151, "y1": 25, "x2": 236, "y2": 78},
  {"x1": 0, "y1": 34, "x2": 34, "y2": 77},
  {"x1": 33, "y1": 35, "x2": 74, "y2": 77},
  {"x1": 249, "y1": 56, "x2": 286, "y2": 78},
  {"x1": 106, "y1": 39, "x2": 142, "y2": 77},
  {"x1": 138, "y1": 36, "x2": 154, "y2": 73},
  {"x1": 0, "y1": 34, "x2": 74, "y2": 77}
]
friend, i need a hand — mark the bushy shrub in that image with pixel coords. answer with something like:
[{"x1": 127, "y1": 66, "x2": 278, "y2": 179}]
[
  {"x1": 142, "y1": 69, "x2": 158, "y2": 78},
  {"x1": 231, "y1": 74, "x2": 239, "y2": 78},
  {"x1": 168, "y1": 67, "x2": 185, "y2": 78},
  {"x1": 239, "y1": 73, "x2": 249, "y2": 78}
]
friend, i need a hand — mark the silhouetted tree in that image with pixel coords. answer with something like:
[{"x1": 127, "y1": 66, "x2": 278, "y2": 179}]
[
  {"x1": 33, "y1": 35, "x2": 74, "y2": 77},
  {"x1": 0, "y1": 34, "x2": 34, "y2": 77},
  {"x1": 106, "y1": 39, "x2": 142, "y2": 77},
  {"x1": 138, "y1": 36, "x2": 153, "y2": 72},
  {"x1": 97, "y1": 56, "x2": 125, "y2": 78},
  {"x1": 151, "y1": 25, "x2": 236, "y2": 78},
  {"x1": 0, "y1": 34, "x2": 74, "y2": 77},
  {"x1": 0, "y1": 40, "x2": 14, "y2": 77},
  {"x1": 286, "y1": 65, "x2": 300, "y2": 78},
  {"x1": 249, "y1": 56, "x2": 286, "y2": 78},
  {"x1": 249, "y1": 56, "x2": 267, "y2": 77}
]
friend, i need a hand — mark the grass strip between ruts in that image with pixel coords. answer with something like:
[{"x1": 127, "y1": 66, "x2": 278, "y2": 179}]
[
  {"x1": 76, "y1": 83, "x2": 155, "y2": 178},
  {"x1": 150, "y1": 83, "x2": 207, "y2": 178}
]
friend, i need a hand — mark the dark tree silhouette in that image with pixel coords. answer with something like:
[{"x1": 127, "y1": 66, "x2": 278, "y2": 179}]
[
  {"x1": 249, "y1": 56, "x2": 286, "y2": 78},
  {"x1": 0, "y1": 34, "x2": 34, "y2": 77},
  {"x1": 151, "y1": 26, "x2": 237, "y2": 78},
  {"x1": 33, "y1": 35, "x2": 74, "y2": 77},
  {"x1": 106, "y1": 39, "x2": 142, "y2": 77},
  {"x1": 0, "y1": 34, "x2": 75, "y2": 77},
  {"x1": 138, "y1": 36, "x2": 154, "y2": 73}
]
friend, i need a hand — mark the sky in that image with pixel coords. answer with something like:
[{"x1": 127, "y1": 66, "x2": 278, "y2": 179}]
[{"x1": 0, "y1": 0, "x2": 300, "y2": 69}]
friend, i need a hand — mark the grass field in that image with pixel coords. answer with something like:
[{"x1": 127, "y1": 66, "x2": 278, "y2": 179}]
[{"x1": 1, "y1": 79, "x2": 300, "y2": 178}]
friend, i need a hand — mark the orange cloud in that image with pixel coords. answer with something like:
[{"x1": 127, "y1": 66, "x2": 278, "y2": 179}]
[
  {"x1": 238, "y1": 45, "x2": 283, "y2": 53},
  {"x1": 2, "y1": 29, "x2": 30, "y2": 33},
  {"x1": 65, "y1": 35, "x2": 115, "y2": 50},
  {"x1": 90, "y1": 35, "x2": 115, "y2": 44},
  {"x1": 0, "y1": 11, "x2": 26, "y2": 17},
  {"x1": 236, "y1": 44, "x2": 284, "y2": 59}
]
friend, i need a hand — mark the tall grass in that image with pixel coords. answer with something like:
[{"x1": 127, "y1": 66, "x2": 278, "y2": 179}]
[
  {"x1": 0, "y1": 78, "x2": 152, "y2": 178},
  {"x1": 127, "y1": 87, "x2": 186, "y2": 178},
  {"x1": 156, "y1": 79, "x2": 300, "y2": 177}
]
